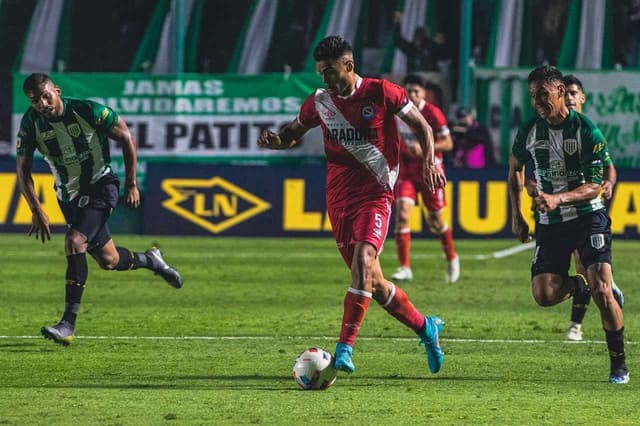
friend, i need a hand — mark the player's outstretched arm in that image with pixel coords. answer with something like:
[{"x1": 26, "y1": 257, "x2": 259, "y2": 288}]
[
  {"x1": 602, "y1": 163, "x2": 617, "y2": 200},
  {"x1": 507, "y1": 155, "x2": 530, "y2": 243},
  {"x1": 109, "y1": 117, "x2": 140, "y2": 208},
  {"x1": 16, "y1": 156, "x2": 50, "y2": 243},
  {"x1": 257, "y1": 119, "x2": 309, "y2": 150}
]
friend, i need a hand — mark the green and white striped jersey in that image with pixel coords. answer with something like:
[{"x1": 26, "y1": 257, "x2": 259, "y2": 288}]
[
  {"x1": 17, "y1": 98, "x2": 118, "y2": 202},
  {"x1": 512, "y1": 110, "x2": 607, "y2": 225}
]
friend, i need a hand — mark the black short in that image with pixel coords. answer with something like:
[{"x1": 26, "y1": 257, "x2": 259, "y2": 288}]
[
  {"x1": 531, "y1": 210, "x2": 612, "y2": 278},
  {"x1": 58, "y1": 173, "x2": 120, "y2": 252}
]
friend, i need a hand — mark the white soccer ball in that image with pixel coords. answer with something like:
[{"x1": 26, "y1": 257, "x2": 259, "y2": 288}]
[{"x1": 292, "y1": 347, "x2": 337, "y2": 390}]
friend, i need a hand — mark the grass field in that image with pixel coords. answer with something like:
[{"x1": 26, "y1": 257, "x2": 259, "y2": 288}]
[{"x1": 1, "y1": 234, "x2": 638, "y2": 424}]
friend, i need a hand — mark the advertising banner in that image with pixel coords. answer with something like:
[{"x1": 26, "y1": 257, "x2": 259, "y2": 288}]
[
  {"x1": 475, "y1": 68, "x2": 640, "y2": 167},
  {"x1": 12, "y1": 73, "x2": 325, "y2": 162},
  {"x1": 142, "y1": 164, "x2": 640, "y2": 239},
  {"x1": 3, "y1": 158, "x2": 640, "y2": 239}
]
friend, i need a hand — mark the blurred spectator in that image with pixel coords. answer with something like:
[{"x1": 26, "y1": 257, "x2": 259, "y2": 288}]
[
  {"x1": 393, "y1": 11, "x2": 449, "y2": 72},
  {"x1": 620, "y1": 0, "x2": 640, "y2": 67},
  {"x1": 423, "y1": 80, "x2": 445, "y2": 109},
  {"x1": 533, "y1": 0, "x2": 570, "y2": 64},
  {"x1": 451, "y1": 106, "x2": 496, "y2": 168}
]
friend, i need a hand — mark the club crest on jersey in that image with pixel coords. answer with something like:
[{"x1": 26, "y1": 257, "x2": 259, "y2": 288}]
[
  {"x1": 360, "y1": 104, "x2": 376, "y2": 121},
  {"x1": 67, "y1": 124, "x2": 81, "y2": 138},
  {"x1": 563, "y1": 139, "x2": 578, "y2": 155},
  {"x1": 590, "y1": 233, "x2": 605, "y2": 250}
]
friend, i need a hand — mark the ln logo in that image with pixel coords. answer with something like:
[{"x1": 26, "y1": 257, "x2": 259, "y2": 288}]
[{"x1": 161, "y1": 177, "x2": 271, "y2": 234}]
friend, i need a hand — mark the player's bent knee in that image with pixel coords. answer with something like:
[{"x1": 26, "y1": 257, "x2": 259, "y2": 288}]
[
  {"x1": 65, "y1": 231, "x2": 88, "y2": 253},
  {"x1": 531, "y1": 284, "x2": 558, "y2": 307}
]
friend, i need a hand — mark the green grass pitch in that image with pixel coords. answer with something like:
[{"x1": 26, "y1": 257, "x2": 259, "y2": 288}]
[{"x1": 1, "y1": 234, "x2": 638, "y2": 424}]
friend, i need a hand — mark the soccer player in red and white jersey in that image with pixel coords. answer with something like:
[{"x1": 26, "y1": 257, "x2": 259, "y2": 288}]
[
  {"x1": 258, "y1": 36, "x2": 446, "y2": 375},
  {"x1": 392, "y1": 75, "x2": 459, "y2": 283}
]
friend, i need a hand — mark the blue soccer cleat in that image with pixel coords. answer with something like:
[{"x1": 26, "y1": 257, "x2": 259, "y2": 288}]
[
  {"x1": 419, "y1": 316, "x2": 445, "y2": 373},
  {"x1": 334, "y1": 342, "x2": 355, "y2": 373},
  {"x1": 146, "y1": 247, "x2": 183, "y2": 289},
  {"x1": 609, "y1": 368, "x2": 630, "y2": 384},
  {"x1": 611, "y1": 280, "x2": 624, "y2": 309},
  {"x1": 41, "y1": 320, "x2": 75, "y2": 347}
]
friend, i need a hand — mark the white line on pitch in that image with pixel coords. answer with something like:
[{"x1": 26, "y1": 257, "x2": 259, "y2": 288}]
[
  {"x1": 0, "y1": 335, "x2": 635, "y2": 345},
  {"x1": 5, "y1": 242, "x2": 534, "y2": 261}
]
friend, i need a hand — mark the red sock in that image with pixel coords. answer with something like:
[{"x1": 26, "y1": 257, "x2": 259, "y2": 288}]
[
  {"x1": 395, "y1": 229, "x2": 411, "y2": 267},
  {"x1": 382, "y1": 284, "x2": 425, "y2": 333},
  {"x1": 439, "y1": 226, "x2": 457, "y2": 261},
  {"x1": 338, "y1": 288, "x2": 372, "y2": 346}
]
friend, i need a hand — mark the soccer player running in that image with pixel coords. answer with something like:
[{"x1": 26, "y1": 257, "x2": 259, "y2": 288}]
[
  {"x1": 392, "y1": 74, "x2": 459, "y2": 283},
  {"x1": 16, "y1": 73, "x2": 183, "y2": 346},
  {"x1": 257, "y1": 36, "x2": 446, "y2": 374},
  {"x1": 509, "y1": 65, "x2": 629, "y2": 384},
  {"x1": 524, "y1": 74, "x2": 622, "y2": 342}
]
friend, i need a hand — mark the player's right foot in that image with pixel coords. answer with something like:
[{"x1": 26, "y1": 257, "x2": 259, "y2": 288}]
[
  {"x1": 419, "y1": 316, "x2": 445, "y2": 373},
  {"x1": 446, "y1": 255, "x2": 460, "y2": 283},
  {"x1": 565, "y1": 321, "x2": 583, "y2": 341},
  {"x1": 41, "y1": 320, "x2": 75, "y2": 346},
  {"x1": 146, "y1": 247, "x2": 183, "y2": 289},
  {"x1": 609, "y1": 368, "x2": 630, "y2": 384},
  {"x1": 611, "y1": 280, "x2": 624, "y2": 309},
  {"x1": 334, "y1": 342, "x2": 355, "y2": 373},
  {"x1": 391, "y1": 266, "x2": 413, "y2": 281}
]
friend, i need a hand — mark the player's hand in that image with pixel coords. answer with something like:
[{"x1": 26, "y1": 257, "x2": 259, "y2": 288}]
[
  {"x1": 511, "y1": 214, "x2": 531, "y2": 243},
  {"x1": 524, "y1": 178, "x2": 538, "y2": 197},
  {"x1": 601, "y1": 180, "x2": 614, "y2": 200},
  {"x1": 257, "y1": 130, "x2": 284, "y2": 150},
  {"x1": 534, "y1": 191, "x2": 559, "y2": 213},
  {"x1": 29, "y1": 207, "x2": 51, "y2": 243},
  {"x1": 125, "y1": 186, "x2": 140, "y2": 208},
  {"x1": 423, "y1": 164, "x2": 446, "y2": 192}
]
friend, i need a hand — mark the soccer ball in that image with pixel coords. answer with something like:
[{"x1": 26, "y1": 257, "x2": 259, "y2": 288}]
[{"x1": 292, "y1": 347, "x2": 337, "y2": 390}]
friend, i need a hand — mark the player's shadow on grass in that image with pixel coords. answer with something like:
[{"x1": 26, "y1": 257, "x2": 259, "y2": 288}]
[{"x1": 0, "y1": 342, "x2": 56, "y2": 353}]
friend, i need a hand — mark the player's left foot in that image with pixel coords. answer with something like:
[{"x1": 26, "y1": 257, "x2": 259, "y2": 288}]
[
  {"x1": 334, "y1": 342, "x2": 355, "y2": 373},
  {"x1": 609, "y1": 368, "x2": 630, "y2": 384},
  {"x1": 146, "y1": 247, "x2": 183, "y2": 289},
  {"x1": 565, "y1": 321, "x2": 583, "y2": 341},
  {"x1": 611, "y1": 280, "x2": 624, "y2": 309},
  {"x1": 41, "y1": 320, "x2": 75, "y2": 346},
  {"x1": 419, "y1": 316, "x2": 445, "y2": 373},
  {"x1": 446, "y1": 255, "x2": 460, "y2": 283}
]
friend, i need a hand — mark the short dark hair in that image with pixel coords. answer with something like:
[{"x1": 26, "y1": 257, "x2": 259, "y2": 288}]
[
  {"x1": 23, "y1": 73, "x2": 53, "y2": 93},
  {"x1": 563, "y1": 74, "x2": 584, "y2": 92},
  {"x1": 402, "y1": 74, "x2": 424, "y2": 87},
  {"x1": 527, "y1": 65, "x2": 563, "y2": 85},
  {"x1": 313, "y1": 36, "x2": 353, "y2": 62}
]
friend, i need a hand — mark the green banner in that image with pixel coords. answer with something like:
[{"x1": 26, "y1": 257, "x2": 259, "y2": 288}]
[
  {"x1": 12, "y1": 73, "x2": 325, "y2": 161},
  {"x1": 474, "y1": 68, "x2": 640, "y2": 167}
]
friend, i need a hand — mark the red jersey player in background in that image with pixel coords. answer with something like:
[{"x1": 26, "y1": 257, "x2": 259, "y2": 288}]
[
  {"x1": 392, "y1": 74, "x2": 459, "y2": 283},
  {"x1": 258, "y1": 36, "x2": 446, "y2": 375}
]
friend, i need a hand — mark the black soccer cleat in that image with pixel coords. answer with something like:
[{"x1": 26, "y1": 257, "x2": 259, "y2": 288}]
[
  {"x1": 146, "y1": 247, "x2": 183, "y2": 289},
  {"x1": 41, "y1": 320, "x2": 75, "y2": 347}
]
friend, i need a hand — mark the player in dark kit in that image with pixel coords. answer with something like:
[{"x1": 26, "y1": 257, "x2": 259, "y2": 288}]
[
  {"x1": 508, "y1": 65, "x2": 628, "y2": 384},
  {"x1": 258, "y1": 36, "x2": 446, "y2": 375},
  {"x1": 16, "y1": 73, "x2": 183, "y2": 346}
]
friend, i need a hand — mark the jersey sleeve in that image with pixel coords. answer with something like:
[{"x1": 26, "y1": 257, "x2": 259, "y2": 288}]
[
  {"x1": 423, "y1": 104, "x2": 449, "y2": 137},
  {"x1": 511, "y1": 125, "x2": 532, "y2": 165},
  {"x1": 297, "y1": 93, "x2": 321, "y2": 128},
  {"x1": 580, "y1": 125, "x2": 608, "y2": 184},
  {"x1": 382, "y1": 80, "x2": 411, "y2": 117},
  {"x1": 16, "y1": 112, "x2": 37, "y2": 158},
  {"x1": 603, "y1": 148, "x2": 613, "y2": 167},
  {"x1": 89, "y1": 100, "x2": 119, "y2": 132}
]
